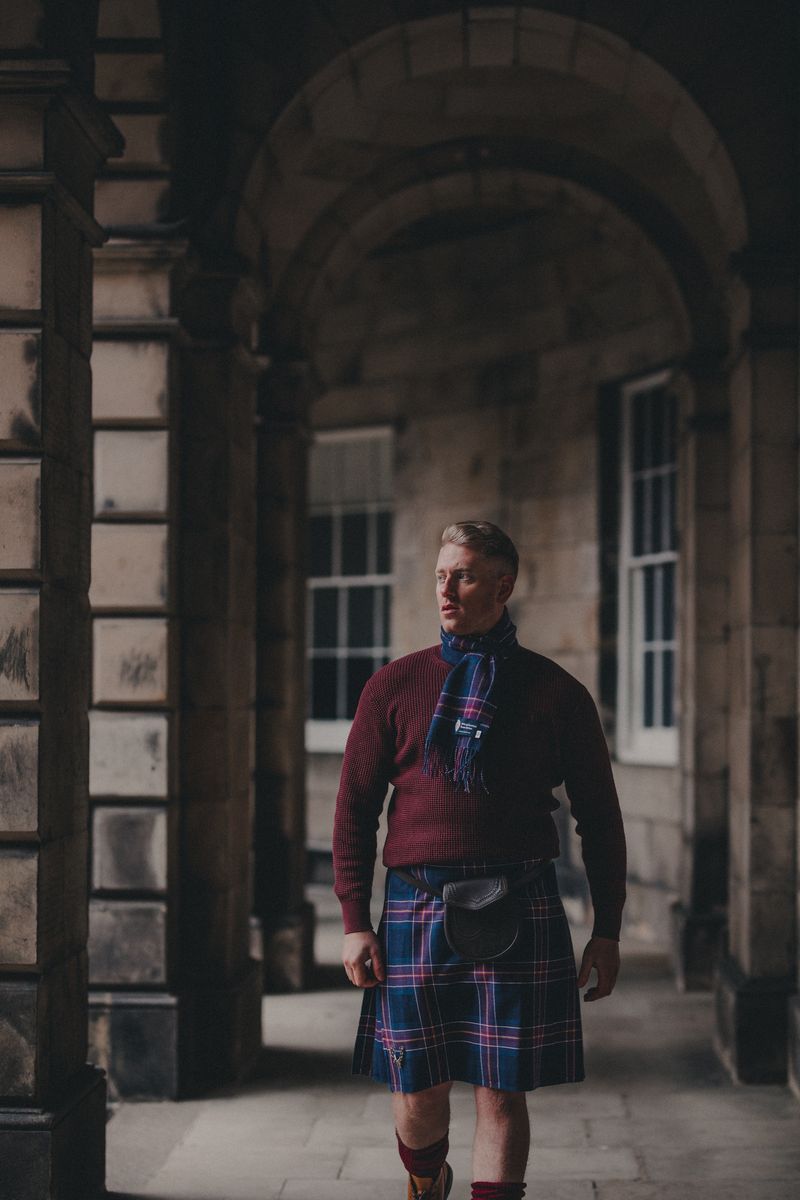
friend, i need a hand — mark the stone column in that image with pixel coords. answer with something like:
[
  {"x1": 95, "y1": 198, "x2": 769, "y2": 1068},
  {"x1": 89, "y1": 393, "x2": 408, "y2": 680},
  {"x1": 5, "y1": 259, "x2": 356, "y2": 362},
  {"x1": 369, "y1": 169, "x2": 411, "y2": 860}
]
[
  {"x1": 176, "y1": 267, "x2": 264, "y2": 1089},
  {"x1": 714, "y1": 248, "x2": 798, "y2": 1083},
  {"x1": 0, "y1": 60, "x2": 121, "y2": 1198},
  {"x1": 671, "y1": 362, "x2": 730, "y2": 989},
  {"x1": 254, "y1": 360, "x2": 316, "y2": 991}
]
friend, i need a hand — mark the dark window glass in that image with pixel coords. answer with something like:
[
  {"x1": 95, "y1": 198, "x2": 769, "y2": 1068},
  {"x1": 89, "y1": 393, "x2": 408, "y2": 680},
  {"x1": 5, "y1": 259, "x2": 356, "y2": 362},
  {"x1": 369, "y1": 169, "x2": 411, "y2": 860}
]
[
  {"x1": 663, "y1": 560, "x2": 675, "y2": 640},
  {"x1": 651, "y1": 474, "x2": 663, "y2": 554},
  {"x1": 348, "y1": 586, "x2": 375, "y2": 648},
  {"x1": 633, "y1": 398, "x2": 646, "y2": 471},
  {"x1": 643, "y1": 650, "x2": 655, "y2": 727},
  {"x1": 346, "y1": 657, "x2": 374, "y2": 717},
  {"x1": 313, "y1": 588, "x2": 338, "y2": 648},
  {"x1": 665, "y1": 390, "x2": 677, "y2": 465},
  {"x1": 376, "y1": 511, "x2": 392, "y2": 574},
  {"x1": 644, "y1": 565, "x2": 655, "y2": 642},
  {"x1": 667, "y1": 467, "x2": 677, "y2": 551},
  {"x1": 309, "y1": 514, "x2": 333, "y2": 577},
  {"x1": 663, "y1": 648, "x2": 674, "y2": 727},
  {"x1": 379, "y1": 585, "x2": 391, "y2": 646},
  {"x1": 342, "y1": 512, "x2": 368, "y2": 575},
  {"x1": 311, "y1": 658, "x2": 337, "y2": 719},
  {"x1": 633, "y1": 478, "x2": 646, "y2": 556}
]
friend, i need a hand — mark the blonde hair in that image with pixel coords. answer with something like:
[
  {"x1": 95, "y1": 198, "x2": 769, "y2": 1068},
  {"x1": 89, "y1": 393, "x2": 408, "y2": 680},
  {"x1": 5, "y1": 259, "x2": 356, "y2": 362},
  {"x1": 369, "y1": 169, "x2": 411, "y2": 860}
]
[{"x1": 440, "y1": 521, "x2": 519, "y2": 579}]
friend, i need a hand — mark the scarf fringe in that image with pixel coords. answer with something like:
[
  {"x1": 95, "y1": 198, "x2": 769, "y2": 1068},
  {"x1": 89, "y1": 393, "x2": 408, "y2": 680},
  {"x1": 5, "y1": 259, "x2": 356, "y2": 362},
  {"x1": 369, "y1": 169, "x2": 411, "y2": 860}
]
[{"x1": 423, "y1": 736, "x2": 483, "y2": 793}]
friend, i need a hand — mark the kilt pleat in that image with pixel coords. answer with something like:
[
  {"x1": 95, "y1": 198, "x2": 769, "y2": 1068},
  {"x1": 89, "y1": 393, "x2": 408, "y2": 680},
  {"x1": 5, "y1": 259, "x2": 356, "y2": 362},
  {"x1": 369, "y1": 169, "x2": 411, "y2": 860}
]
[{"x1": 352, "y1": 858, "x2": 584, "y2": 1093}]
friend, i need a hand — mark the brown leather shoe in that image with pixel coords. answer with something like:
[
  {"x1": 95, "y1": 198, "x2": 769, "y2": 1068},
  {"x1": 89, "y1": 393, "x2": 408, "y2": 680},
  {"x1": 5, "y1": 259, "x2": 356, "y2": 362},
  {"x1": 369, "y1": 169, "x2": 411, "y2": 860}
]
[{"x1": 407, "y1": 1162, "x2": 453, "y2": 1200}]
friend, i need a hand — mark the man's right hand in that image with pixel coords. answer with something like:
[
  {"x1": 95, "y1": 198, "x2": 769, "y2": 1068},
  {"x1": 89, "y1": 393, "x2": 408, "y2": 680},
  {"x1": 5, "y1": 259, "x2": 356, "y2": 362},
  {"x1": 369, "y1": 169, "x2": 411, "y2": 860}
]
[{"x1": 342, "y1": 930, "x2": 385, "y2": 988}]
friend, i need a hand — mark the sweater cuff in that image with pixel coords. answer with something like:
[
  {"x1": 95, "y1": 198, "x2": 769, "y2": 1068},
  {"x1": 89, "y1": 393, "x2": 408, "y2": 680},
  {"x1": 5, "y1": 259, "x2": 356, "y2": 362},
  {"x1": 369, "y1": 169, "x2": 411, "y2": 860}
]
[
  {"x1": 341, "y1": 899, "x2": 374, "y2": 934},
  {"x1": 591, "y1": 908, "x2": 622, "y2": 941}
]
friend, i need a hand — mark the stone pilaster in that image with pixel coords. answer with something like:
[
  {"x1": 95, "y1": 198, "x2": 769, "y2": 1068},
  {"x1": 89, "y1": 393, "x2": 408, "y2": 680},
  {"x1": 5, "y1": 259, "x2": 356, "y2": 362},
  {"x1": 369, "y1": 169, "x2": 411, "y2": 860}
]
[
  {"x1": 254, "y1": 360, "x2": 315, "y2": 991},
  {"x1": 671, "y1": 363, "x2": 730, "y2": 989},
  {"x1": 713, "y1": 247, "x2": 798, "y2": 1083},
  {"x1": 87, "y1": 239, "x2": 187, "y2": 1100},
  {"x1": 0, "y1": 58, "x2": 121, "y2": 1199},
  {"x1": 175, "y1": 267, "x2": 264, "y2": 1089}
]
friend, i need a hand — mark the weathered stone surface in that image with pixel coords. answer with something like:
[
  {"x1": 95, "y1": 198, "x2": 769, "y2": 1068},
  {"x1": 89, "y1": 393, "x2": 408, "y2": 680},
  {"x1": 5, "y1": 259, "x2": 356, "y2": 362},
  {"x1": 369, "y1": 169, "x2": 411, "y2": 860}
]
[
  {"x1": 90, "y1": 523, "x2": 168, "y2": 608},
  {"x1": 0, "y1": 848, "x2": 38, "y2": 965},
  {"x1": 0, "y1": 720, "x2": 38, "y2": 832},
  {"x1": 0, "y1": 589, "x2": 39, "y2": 701},
  {"x1": 92, "y1": 806, "x2": 167, "y2": 891},
  {"x1": 93, "y1": 616, "x2": 169, "y2": 703},
  {"x1": 0, "y1": 331, "x2": 41, "y2": 449},
  {"x1": 94, "y1": 429, "x2": 169, "y2": 514},
  {"x1": 92, "y1": 339, "x2": 169, "y2": 419},
  {"x1": 88, "y1": 995, "x2": 179, "y2": 1101},
  {"x1": 94, "y1": 263, "x2": 171, "y2": 321},
  {"x1": 0, "y1": 204, "x2": 41, "y2": 309},
  {"x1": 89, "y1": 899, "x2": 166, "y2": 985},
  {"x1": 89, "y1": 711, "x2": 169, "y2": 797},
  {"x1": 0, "y1": 459, "x2": 40, "y2": 570}
]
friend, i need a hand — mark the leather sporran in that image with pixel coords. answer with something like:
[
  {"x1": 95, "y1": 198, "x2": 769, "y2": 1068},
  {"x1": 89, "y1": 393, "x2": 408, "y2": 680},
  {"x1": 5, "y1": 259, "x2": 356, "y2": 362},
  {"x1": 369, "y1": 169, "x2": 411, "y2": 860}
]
[{"x1": 441, "y1": 876, "x2": 520, "y2": 961}]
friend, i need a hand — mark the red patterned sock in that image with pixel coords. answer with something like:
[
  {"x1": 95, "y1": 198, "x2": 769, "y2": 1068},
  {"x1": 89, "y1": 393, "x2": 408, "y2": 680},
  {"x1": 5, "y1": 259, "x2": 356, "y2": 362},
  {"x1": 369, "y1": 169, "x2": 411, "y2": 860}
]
[
  {"x1": 471, "y1": 1183, "x2": 527, "y2": 1200},
  {"x1": 396, "y1": 1130, "x2": 449, "y2": 1178}
]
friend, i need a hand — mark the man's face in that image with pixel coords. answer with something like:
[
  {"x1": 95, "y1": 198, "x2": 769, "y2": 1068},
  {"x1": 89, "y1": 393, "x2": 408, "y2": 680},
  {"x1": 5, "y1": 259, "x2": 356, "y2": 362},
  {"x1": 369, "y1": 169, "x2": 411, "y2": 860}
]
[{"x1": 435, "y1": 542, "x2": 515, "y2": 636}]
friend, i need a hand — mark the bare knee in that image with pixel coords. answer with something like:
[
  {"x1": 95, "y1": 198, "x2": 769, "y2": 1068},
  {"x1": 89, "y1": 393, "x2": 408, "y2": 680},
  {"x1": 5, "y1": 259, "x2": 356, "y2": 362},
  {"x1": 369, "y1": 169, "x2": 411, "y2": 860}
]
[
  {"x1": 474, "y1": 1085, "x2": 527, "y2": 1118},
  {"x1": 393, "y1": 1081, "x2": 452, "y2": 1143},
  {"x1": 395, "y1": 1080, "x2": 452, "y2": 1119}
]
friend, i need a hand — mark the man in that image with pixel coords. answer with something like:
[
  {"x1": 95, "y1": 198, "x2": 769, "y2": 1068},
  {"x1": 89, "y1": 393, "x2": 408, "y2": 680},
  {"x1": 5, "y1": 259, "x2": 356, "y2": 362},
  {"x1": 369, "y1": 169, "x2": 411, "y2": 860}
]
[{"x1": 333, "y1": 521, "x2": 626, "y2": 1200}]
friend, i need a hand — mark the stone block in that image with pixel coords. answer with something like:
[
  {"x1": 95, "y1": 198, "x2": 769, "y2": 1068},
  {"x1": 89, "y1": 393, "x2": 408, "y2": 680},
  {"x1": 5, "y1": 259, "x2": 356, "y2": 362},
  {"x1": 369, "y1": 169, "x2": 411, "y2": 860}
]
[
  {"x1": 751, "y1": 535, "x2": 797, "y2": 625},
  {"x1": 0, "y1": 330, "x2": 41, "y2": 449},
  {"x1": 93, "y1": 261, "x2": 171, "y2": 320},
  {"x1": 95, "y1": 52, "x2": 167, "y2": 103},
  {"x1": 0, "y1": 588, "x2": 39, "y2": 701},
  {"x1": 89, "y1": 899, "x2": 166, "y2": 985},
  {"x1": 0, "y1": 100, "x2": 44, "y2": 168},
  {"x1": 0, "y1": 847, "x2": 38, "y2": 965},
  {"x1": 714, "y1": 954, "x2": 792, "y2": 1083},
  {"x1": 0, "y1": 459, "x2": 40, "y2": 570},
  {"x1": 355, "y1": 32, "x2": 409, "y2": 95},
  {"x1": 467, "y1": 15, "x2": 515, "y2": 67},
  {"x1": 89, "y1": 711, "x2": 169, "y2": 798},
  {"x1": 0, "y1": 978, "x2": 37, "y2": 1096},
  {"x1": 0, "y1": 720, "x2": 38, "y2": 832},
  {"x1": 90, "y1": 522, "x2": 168, "y2": 608},
  {"x1": 752, "y1": 440, "x2": 797, "y2": 535},
  {"x1": 109, "y1": 113, "x2": 169, "y2": 166},
  {"x1": 95, "y1": 177, "x2": 170, "y2": 226},
  {"x1": 517, "y1": 26, "x2": 572, "y2": 72},
  {"x1": 408, "y1": 15, "x2": 464, "y2": 76},
  {"x1": 573, "y1": 26, "x2": 632, "y2": 93},
  {"x1": 0, "y1": 204, "x2": 41, "y2": 309},
  {"x1": 88, "y1": 993, "x2": 179, "y2": 1100},
  {"x1": 625, "y1": 51, "x2": 679, "y2": 131},
  {"x1": 92, "y1": 616, "x2": 169, "y2": 703},
  {"x1": 92, "y1": 338, "x2": 169, "y2": 420},
  {"x1": 94, "y1": 429, "x2": 169, "y2": 514},
  {"x1": 92, "y1": 805, "x2": 167, "y2": 891},
  {"x1": 98, "y1": 0, "x2": 162, "y2": 37}
]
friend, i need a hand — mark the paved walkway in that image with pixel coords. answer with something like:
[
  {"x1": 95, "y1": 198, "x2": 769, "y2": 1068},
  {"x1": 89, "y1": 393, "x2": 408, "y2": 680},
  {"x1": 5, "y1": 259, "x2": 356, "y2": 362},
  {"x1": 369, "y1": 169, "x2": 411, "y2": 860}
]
[{"x1": 108, "y1": 885, "x2": 800, "y2": 1200}]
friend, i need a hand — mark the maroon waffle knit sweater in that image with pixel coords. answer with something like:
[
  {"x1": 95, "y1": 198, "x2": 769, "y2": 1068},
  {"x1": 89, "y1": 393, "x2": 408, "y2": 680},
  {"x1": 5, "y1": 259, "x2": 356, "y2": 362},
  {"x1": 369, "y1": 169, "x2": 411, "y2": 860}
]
[{"x1": 332, "y1": 644, "x2": 627, "y2": 940}]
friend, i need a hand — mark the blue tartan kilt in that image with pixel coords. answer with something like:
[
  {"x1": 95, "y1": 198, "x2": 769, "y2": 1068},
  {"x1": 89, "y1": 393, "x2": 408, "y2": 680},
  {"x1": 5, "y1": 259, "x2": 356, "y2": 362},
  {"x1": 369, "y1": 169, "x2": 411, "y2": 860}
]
[{"x1": 352, "y1": 857, "x2": 584, "y2": 1093}]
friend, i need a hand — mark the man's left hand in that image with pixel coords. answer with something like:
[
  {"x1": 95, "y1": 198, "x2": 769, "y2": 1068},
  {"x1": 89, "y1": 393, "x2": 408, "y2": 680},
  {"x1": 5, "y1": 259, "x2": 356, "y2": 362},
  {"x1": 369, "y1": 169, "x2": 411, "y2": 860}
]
[{"x1": 577, "y1": 936, "x2": 620, "y2": 1001}]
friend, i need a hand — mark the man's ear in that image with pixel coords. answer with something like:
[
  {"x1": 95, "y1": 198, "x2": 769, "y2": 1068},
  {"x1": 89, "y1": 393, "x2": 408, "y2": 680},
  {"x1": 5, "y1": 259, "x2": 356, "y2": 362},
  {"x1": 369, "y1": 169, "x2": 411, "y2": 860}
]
[{"x1": 497, "y1": 574, "x2": 515, "y2": 604}]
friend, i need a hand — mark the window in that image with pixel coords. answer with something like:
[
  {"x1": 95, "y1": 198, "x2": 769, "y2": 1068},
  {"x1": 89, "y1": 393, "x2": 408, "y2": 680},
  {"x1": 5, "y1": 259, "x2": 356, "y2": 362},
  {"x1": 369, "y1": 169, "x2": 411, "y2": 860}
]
[
  {"x1": 616, "y1": 371, "x2": 679, "y2": 764},
  {"x1": 306, "y1": 428, "x2": 393, "y2": 752}
]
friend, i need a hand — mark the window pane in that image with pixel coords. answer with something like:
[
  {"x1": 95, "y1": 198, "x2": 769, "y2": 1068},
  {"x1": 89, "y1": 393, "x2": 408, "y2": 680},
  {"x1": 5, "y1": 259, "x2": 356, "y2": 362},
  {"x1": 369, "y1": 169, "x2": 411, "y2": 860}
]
[
  {"x1": 633, "y1": 477, "x2": 646, "y2": 556},
  {"x1": 644, "y1": 566, "x2": 655, "y2": 641},
  {"x1": 667, "y1": 467, "x2": 677, "y2": 551},
  {"x1": 309, "y1": 514, "x2": 333, "y2": 576},
  {"x1": 348, "y1": 586, "x2": 375, "y2": 648},
  {"x1": 346, "y1": 657, "x2": 374, "y2": 717},
  {"x1": 651, "y1": 472, "x2": 663, "y2": 553},
  {"x1": 376, "y1": 511, "x2": 392, "y2": 574},
  {"x1": 665, "y1": 390, "x2": 677, "y2": 465},
  {"x1": 663, "y1": 560, "x2": 675, "y2": 640},
  {"x1": 643, "y1": 650, "x2": 655, "y2": 727},
  {"x1": 342, "y1": 512, "x2": 368, "y2": 575},
  {"x1": 663, "y1": 648, "x2": 674, "y2": 727},
  {"x1": 633, "y1": 398, "x2": 646, "y2": 471},
  {"x1": 379, "y1": 585, "x2": 391, "y2": 647},
  {"x1": 313, "y1": 588, "x2": 338, "y2": 648},
  {"x1": 311, "y1": 658, "x2": 337, "y2": 718}
]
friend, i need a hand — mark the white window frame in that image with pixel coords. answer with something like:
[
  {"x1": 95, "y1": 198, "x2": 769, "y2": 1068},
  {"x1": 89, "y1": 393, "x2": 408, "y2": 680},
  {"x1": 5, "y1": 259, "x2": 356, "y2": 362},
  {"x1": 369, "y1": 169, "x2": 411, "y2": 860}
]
[
  {"x1": 305, "y1": 426, "x2": 394, "y2": 754},
  {"x1": 616, "y1": 369, "x2": 679, "y2": 766}
]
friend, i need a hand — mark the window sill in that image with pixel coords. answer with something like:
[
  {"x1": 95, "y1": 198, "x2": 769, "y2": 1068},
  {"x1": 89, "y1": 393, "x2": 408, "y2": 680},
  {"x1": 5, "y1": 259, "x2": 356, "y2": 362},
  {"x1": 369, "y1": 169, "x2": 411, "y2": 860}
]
[{"x1": 305, "y1": 719, "x2": 353, "y2": 753}]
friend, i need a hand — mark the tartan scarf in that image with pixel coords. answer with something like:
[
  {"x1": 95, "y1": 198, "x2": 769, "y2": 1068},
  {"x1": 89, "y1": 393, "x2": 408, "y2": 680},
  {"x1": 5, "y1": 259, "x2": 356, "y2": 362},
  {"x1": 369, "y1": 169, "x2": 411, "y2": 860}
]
[{"x1": 423, "y1": 608, "x2": 518, "y2": 792}]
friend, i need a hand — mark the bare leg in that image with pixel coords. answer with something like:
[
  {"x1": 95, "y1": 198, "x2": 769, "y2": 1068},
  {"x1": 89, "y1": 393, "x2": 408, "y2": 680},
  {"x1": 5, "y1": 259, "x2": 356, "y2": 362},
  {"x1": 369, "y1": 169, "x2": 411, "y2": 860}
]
[
  {"x1": 392, "y1": 1080, "x2": 453, "y2": 1147},
  {"x1": 472, "y1": 1087, "x2": 530, "y2": 1182}
]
